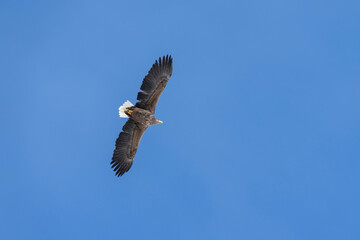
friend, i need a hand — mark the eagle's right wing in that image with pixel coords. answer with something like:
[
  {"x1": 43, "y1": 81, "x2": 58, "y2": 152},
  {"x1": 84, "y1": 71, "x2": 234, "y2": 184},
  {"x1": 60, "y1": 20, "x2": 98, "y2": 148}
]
[
  {"x1": 111, "y1": 119, "x2": 147, "y2": 176},
  {"x1": 135, "y1": 55, "x2": 173, "y2": 113}
]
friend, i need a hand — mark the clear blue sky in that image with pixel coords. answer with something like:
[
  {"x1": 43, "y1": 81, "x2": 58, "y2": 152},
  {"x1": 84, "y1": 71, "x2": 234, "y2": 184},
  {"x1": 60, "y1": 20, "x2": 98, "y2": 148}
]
[{"x1": 1, "y1": 0, "x2": 359, "y2": 239}]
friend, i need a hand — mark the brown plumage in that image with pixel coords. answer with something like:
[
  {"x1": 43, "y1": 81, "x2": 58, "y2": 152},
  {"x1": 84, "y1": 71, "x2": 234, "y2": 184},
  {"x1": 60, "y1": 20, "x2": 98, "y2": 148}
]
[{"x1": 111, "y1": 55, "x2": 173, "y2": 177}]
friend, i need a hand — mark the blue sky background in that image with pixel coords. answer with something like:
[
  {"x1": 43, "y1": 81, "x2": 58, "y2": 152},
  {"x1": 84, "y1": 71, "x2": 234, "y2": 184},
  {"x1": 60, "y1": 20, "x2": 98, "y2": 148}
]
[{"x1": 1, "y1": 0, "x2": 360, "y2": 239}]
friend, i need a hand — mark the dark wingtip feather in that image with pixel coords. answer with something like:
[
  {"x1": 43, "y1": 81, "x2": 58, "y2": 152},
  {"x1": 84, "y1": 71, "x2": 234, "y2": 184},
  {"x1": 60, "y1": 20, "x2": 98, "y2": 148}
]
[{"x1": 112, "y1": 154, "x2": 134, "y2": 177}]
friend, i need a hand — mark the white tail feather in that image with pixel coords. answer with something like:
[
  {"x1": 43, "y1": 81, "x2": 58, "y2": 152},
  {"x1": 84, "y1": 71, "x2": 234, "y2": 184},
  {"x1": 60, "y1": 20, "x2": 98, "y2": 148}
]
[{"x1": 118, "y1": 100, "x2": 134, "y2": 118}]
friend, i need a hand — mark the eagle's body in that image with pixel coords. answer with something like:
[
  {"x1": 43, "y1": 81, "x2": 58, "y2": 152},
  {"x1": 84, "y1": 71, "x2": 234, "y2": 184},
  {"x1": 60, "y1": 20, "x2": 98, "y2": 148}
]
[
  {"x1": 111, "y1": 55, "x2": 173, "y2": 177},
  {"x1": 125, "y1": 106, "x2": 160, "y2": 127}
]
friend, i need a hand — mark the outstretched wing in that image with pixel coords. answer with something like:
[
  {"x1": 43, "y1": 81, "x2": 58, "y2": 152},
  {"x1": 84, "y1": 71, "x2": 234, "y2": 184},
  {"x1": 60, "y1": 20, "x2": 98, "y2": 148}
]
[
  {"x1": 135, "y1": 55, "x2": 173, "y2": 113},
  {"x1": 111, "y1": 119, "x2": 147, "y2": 176}
]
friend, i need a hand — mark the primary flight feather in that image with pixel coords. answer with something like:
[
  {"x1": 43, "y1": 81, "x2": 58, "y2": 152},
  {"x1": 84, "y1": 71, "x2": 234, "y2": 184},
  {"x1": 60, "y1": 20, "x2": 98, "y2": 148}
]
[{"x1": 111, "y1": 55, "x2": 173, "y2": 177}]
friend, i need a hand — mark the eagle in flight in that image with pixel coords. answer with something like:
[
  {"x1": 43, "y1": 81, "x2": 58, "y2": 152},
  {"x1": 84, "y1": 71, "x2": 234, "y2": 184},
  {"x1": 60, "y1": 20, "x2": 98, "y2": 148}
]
[{"x1": 111, "y1": 55, "x2": 173, "y2": 177}]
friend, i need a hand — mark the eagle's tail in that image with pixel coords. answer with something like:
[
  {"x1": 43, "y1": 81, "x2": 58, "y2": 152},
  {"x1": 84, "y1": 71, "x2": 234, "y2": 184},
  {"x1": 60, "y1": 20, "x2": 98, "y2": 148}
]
[{"x1": 118, "y1": 100, "x2": 134, "y2": 118}]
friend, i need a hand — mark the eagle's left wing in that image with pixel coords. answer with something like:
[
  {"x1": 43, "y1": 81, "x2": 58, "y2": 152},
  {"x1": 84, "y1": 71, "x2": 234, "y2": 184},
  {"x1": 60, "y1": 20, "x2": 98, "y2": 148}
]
[{"x1": 111, "y1": 119, "x2": 147, "y2": 176}]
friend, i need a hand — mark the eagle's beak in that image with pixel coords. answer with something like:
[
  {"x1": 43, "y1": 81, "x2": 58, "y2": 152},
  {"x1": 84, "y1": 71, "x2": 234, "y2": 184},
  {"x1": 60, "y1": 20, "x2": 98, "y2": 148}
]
[{"x1": 158, "y1": 120, "x2": 163, "y2": 124}]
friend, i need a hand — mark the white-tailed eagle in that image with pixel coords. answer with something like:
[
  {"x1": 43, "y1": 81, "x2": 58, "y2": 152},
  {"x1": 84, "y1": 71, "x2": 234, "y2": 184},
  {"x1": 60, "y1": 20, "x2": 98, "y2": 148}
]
[{"x1": 111, "y1": 55, "x2": 173, "y2": 176}]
